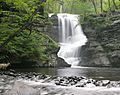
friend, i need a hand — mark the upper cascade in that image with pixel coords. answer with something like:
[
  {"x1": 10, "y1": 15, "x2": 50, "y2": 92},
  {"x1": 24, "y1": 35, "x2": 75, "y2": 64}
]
[{"x1": 57, "y1": 13, "x2": 87, "y2": 67}]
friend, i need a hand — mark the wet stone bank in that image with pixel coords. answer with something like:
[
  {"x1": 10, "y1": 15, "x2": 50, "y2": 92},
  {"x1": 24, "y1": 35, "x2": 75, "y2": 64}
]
[{"x1": 1, "y1": 70, "x2": 120, "y2": 95}]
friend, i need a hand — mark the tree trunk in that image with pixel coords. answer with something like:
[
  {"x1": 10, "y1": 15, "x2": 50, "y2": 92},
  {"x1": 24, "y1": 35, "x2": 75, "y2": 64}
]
[
  {"x1": 100, "y1": 0, "x2": 103, "y2": 12},
  {"x1": 112, "y1": 0, "x2": 118, "y2": 10},
  {"x1": 108, "y1": 0, "x2": 111, "y2": 12},
  {"x1": 91, "y1": 0, "x2": 97, "y2": 14},
  {"x1": 70, "y1": 0, "x2": 75, "y2": 13}
]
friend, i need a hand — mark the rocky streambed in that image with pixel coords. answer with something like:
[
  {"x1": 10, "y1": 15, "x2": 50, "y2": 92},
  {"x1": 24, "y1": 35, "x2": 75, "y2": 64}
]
[{"x1": 1, "y1": 70, "x2": 120, "y2": 95}]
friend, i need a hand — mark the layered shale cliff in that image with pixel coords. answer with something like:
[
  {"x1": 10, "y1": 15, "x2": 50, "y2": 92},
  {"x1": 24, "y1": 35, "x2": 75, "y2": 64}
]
[{"x1": 80, "y1": 14, "x2": 120, "y2": 67}]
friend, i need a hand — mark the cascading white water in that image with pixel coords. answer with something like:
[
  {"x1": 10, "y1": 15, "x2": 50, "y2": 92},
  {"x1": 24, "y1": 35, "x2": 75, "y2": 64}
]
[{"x1": 57, "y1": 13, "x2": 87, "y2": 67}]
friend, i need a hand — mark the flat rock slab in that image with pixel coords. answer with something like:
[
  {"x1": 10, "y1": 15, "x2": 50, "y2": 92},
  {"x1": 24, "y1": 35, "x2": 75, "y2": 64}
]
[{"x1": 5, "y1": 80, "x2": 120, "y2": 95}]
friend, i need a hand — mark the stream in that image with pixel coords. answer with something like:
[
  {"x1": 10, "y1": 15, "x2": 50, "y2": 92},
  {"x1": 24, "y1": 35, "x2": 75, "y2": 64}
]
[
  {"x1": 15, "y1": 67, "x2": 120, "y2": 81},
  {"x1": 1, "y1": 67, "x2": 120, "y2": 95}
]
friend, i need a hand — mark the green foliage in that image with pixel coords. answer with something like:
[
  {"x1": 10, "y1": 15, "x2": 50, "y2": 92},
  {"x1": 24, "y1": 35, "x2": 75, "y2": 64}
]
[
  {"x1": 45, "y1": 0, "x2": 60, "y2": 13},
  {"x1": 104, "y1": 0, "x2": 120, "y2": 11},
  {"x1": 4, "y1": 0, "x2": 37, "y2": 12},
  {"x1": 90, "y1": 0, "x2": 120, "y2": 13},
  {"x1": 44, "y1": 0, "x2": 95, "y2": 14},
  {"x1": 62, "y1": 0, "x2": 95, "y2": 23},
  {"x1": 46, "y1": 0, "x2": 120, "y2": 14},
  {"x1": 63, "y1": 0, "x2": 94, "y2": 14},
  {"x1": 0, "y1": 0, "x2": 58, "y2": 64}
]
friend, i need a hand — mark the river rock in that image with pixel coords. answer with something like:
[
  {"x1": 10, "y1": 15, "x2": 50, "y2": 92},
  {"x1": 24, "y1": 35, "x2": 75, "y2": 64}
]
[
  {"x1": 102, "y1": 80, "x2": 110, "y2": 86},
  {"x1": 76, "y1": 82, "x2": 85, "y2": 87},
  {"x1": 55, "y1": 80, "x2": 61, "y2": 85},
  {"x1": 107, "y1": 81, "x2": 120, "y2": 88},
  {"x1": 95, "y1": 81, "x2": 103, "y2": 86}
]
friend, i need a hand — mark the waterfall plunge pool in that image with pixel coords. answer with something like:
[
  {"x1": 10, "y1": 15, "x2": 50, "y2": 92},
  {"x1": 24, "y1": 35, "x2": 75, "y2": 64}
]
[{"x1": 15, "y1": 67, "x2": 120, "y2": 81}]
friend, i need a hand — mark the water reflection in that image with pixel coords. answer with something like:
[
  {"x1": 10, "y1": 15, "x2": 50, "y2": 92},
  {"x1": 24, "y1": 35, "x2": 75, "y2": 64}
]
[
  {"x1": 16, "y1": 67, "x2": 120, "y2": 81},
  {"x1": 57, "y1": 67, "x2": 120, "y2": 80}
]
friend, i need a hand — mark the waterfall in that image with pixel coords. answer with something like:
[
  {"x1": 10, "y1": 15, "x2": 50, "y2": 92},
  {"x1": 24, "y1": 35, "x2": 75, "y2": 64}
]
[{"x1": 57, "y1": 13, "x2": 87, "y2": 67}]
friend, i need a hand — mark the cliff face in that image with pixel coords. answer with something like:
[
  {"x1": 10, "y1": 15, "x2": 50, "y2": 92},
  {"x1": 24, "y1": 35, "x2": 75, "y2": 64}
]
[{"x1": 80, "y1": 14, "x2": 120, "y2": 67}]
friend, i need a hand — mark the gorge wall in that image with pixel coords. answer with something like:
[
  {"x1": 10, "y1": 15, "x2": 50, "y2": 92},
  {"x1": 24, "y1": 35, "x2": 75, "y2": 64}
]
[
  {"x1": 49, "y1": 14, "x2": 120, "y2": 67},
  {"x1": 80, "y1": 14, "x2": 120, "y2": 67}
]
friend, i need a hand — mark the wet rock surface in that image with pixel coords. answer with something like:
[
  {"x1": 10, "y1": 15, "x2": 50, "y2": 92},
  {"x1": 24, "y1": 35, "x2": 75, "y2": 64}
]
[{"x1": 0, "y1": 70, "x2": 120, "y2": 95}]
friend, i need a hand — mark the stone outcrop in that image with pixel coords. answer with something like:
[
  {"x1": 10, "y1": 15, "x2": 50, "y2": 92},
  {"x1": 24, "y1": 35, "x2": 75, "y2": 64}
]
[{"x1": 80, "y1": 14, "x2": 120, "y2": 67}]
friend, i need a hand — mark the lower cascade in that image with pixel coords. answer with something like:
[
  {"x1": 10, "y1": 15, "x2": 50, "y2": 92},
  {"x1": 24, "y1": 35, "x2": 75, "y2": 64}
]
[{"x1": 57, "y1": 13, "x2": 87, "y2": 67}]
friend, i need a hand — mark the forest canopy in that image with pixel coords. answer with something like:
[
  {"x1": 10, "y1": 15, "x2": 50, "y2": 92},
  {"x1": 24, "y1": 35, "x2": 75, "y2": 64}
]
[
  {"x1": 45, "y1": 0, "x2": 120, "y2": 14},
  {"x1": 0, "y1": 0, "x2": 57, "y2": 64}
]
